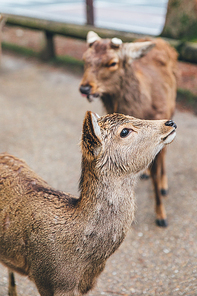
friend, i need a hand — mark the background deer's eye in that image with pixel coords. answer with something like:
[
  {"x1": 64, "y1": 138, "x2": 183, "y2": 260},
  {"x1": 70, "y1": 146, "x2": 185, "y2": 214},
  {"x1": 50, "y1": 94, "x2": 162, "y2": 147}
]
[
  {"x1": 107, "y1": 62, "x2": 117, "y2": 68},
  {"x1": 120, "y1": 128, "x2": 132, "y2": 138},
  {"x1": 109, "y1": 62, "x2": 117, "y2": 67}
]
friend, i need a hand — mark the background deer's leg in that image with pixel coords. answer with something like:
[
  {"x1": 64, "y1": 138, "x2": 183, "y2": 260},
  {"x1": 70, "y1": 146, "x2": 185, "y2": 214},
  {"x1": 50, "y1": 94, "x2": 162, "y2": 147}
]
[
  {"x1": 150, "y1": 152, "x2": 167, "y2": 227},
  {"x1": 160, "y1": 147, "x2": 168, "y2": 196},
  {"x1": 8, "y1": 269, "x2": 17, "y2": 296}
]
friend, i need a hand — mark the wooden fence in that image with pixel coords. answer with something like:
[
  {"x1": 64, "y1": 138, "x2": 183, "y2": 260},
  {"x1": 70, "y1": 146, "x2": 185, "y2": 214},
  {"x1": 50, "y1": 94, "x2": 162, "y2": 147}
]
[{"x1": 4, "y1": 14, "x2": 197, "y2": 63}]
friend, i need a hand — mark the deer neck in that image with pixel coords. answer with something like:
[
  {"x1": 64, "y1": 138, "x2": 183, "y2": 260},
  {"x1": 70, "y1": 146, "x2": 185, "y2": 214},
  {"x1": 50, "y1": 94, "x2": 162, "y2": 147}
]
[
  {"x1": 101, "y1": 63, "x2": 143, "y2": 117},
  {"x1": 78, "y1": 158, "x2": 136, "y2": 238}
]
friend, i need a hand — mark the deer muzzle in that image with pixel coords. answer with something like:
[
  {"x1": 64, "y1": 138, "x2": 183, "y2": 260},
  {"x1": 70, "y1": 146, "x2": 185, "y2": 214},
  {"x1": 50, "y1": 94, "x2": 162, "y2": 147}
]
[
  {"x1": 79, "y1": 85, "x2": 99, "y2": 102},
  {"x1": 163, "y1": 120, "x2": 177, "y2": 144}
]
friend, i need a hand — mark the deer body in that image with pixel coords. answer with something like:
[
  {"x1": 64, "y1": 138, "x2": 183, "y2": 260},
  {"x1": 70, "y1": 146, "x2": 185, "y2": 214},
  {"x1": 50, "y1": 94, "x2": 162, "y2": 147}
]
[
  {"x1": 80, "y1": 33, "x2": 178, "y2": 226},
  {"x1": 0, "y1": 155, "x2": 134, "y2": 295},
  {"x1": 0, "y1": 112, "x2": 176, "y2": 295}
]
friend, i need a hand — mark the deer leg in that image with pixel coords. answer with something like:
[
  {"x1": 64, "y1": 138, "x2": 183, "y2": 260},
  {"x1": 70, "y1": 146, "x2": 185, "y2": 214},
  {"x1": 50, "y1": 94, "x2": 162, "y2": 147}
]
[
  {"x1": 160, "y1": 147, "x2": 168, "y2": 196},
  {"x1": 8, "y1": 269, "x2": 17, "y2": 296},
  {"x1": 150, "y1": 151, "x2": 167, "y2": 227}
]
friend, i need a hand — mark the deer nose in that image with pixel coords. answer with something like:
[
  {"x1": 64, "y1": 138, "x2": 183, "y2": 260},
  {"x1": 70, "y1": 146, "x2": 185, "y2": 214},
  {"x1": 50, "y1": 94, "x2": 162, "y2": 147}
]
[
  {"x1": 79, "y1": 85, "x2": 91, "y2": 95},
  {"x1": 165, "y1": 120, "x2": 177, "y2": 129}
]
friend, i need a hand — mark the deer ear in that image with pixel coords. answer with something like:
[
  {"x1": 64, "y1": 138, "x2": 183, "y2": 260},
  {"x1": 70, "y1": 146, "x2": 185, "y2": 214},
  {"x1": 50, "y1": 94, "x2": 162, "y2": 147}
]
[
  {"x1": 81, "y1": 111, "x2": 102, "y2": 159},
  {"x1": 87, "y1": 31, "x2": 101, "y2": 46},
  {"x1": 124, "y1": 41, "x2": 155, "y2": 60}
]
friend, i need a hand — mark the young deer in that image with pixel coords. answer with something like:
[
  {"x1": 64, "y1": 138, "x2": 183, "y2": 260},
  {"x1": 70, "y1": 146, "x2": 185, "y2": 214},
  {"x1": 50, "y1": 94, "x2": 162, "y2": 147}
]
[
  {"x1": 79, "y1": 31, "x2": 178, "y2": 227},
  {"x1": 0, "y1": 112, "x2": 177, "y2": 296}
]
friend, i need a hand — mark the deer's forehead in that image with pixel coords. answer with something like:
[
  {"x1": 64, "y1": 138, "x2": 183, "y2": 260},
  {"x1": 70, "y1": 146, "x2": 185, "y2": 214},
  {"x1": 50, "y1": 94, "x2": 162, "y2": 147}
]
[
  {"x1": 99, "y1": 115, "x2": 134, "y2": 130},
  {"x1": 84, "y1": 41, "x2": 119, "y2": 65},
  {"x1": 94, "y1": 40, "x2": 110, "y2": 53},
  {"x1": 98, "y1": 115, "x2": 147, "y2": 136}
]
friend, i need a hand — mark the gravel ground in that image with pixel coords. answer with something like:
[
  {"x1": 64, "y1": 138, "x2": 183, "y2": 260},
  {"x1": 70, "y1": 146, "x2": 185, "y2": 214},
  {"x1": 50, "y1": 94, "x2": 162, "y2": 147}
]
[{"x1": 0, "y1": 52, "x2": 196, "y2": 296}]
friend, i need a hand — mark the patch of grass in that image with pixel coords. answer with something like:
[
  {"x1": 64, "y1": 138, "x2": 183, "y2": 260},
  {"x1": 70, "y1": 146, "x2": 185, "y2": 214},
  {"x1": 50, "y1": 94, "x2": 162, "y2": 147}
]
[
  {"x1": 190, "y1": 38, "x2": 197, "y2": 43},
  {"x1": 2, "y1": 41, "x2": 39, "y2": 57},
  {"x1": 51, "y1": 55, "x2": 84, "y2": 74},
  {"x1": 177, "y1": 88, "x2": 197, "y2": 114},
  {"x1": 2, "y1": 41, "x2": 84, "y2": 73}
]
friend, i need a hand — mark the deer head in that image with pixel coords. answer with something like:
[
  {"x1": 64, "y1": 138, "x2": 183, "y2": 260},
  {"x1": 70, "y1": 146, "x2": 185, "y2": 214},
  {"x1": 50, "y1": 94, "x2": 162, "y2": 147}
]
[
  {"x1": 81, "y1": 111, "x2": 176, "y2": 175},
  {"x1": 79, "y1": 31, "x2": 155, "y2": 102}
]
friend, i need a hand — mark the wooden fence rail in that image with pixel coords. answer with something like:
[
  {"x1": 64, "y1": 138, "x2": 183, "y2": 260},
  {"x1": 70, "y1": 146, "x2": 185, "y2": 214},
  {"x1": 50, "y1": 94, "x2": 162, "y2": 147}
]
[{"x1": 4, "y1": 14, "x2": 197, "y2": 63}]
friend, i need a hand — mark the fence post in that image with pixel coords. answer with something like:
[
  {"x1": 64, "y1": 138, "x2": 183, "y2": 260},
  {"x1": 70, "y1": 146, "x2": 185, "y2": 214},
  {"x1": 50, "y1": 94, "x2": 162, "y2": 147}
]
[
  {"x1": 40, "y1": 30, "x2": 55, "y2": 61},
  {"x1": 0, "y1": 15, "x2": 6, "y2": 65},
  {"x1": 86, "y1": 0, "x2": 94, "y2": 26}
]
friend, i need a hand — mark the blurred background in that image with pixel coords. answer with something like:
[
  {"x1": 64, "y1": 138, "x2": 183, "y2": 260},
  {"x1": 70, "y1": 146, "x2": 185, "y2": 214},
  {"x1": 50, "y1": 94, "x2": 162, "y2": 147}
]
[{"x1": 0, "y1": 0, "x2": 168, "y2": 35}]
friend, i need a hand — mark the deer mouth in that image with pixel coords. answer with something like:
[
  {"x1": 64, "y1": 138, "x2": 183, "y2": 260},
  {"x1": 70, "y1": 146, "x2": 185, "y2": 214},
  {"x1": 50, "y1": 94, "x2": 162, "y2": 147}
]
[
  {"x1": 162, "y1": 129, "x2": 176, "y2": 144},
  {"x1": 79, "y1": 85, "x2": 100, "y2": 102},
  {"x1": 86, "y1": 93, "x2": 100, "y2": 102}
]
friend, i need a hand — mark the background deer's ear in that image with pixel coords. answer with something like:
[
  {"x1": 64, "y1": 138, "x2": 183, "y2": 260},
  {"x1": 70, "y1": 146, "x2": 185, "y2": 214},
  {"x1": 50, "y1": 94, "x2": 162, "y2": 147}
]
[
  {"x1": 87, "y1": 31, "x2": 101, "y2": 46},
  {"x1": 123, "y1": 41, "x2": 155, "y2": 61},
  {"x1": 81, "y1": 111, "x2": 102, "y2": 159}
]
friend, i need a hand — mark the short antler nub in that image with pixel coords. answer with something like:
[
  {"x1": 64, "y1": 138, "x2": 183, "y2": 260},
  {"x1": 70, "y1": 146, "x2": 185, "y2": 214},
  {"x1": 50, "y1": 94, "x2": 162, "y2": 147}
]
[{"x1": 111, "y1": 38, "x2": 122, "y2": 47}]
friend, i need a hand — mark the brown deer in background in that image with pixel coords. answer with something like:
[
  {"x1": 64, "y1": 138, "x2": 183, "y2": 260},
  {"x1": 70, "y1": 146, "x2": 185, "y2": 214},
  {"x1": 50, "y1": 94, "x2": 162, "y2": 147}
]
[
  {"x1": 79, "y1": 31, "x2": 178, "y2": 227},
  {"x1": 0, "y1": 111, "x2": 176, "y2": 296}
]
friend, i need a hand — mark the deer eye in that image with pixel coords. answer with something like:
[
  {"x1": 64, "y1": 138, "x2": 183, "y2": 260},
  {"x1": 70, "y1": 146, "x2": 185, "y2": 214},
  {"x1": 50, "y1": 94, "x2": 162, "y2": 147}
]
[
  {"x1": 109, "y1": 62, "x2": 117, "y2": 67},
  {"x1": 120, "y1": 128, "x2": 132, "y2": 138},
  {"x1": 107, "y1": 62, "x2": 117, "y2": 68}
]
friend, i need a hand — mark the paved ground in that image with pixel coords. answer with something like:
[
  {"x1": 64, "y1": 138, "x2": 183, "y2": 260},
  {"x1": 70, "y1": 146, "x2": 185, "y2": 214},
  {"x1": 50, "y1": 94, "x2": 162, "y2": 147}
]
[
  {"x1": 0, "y1": 52, "x2": 196, "y2": 296},
  {"x1": 0, "y1": 0, "x2": 168, "y2": 35}
]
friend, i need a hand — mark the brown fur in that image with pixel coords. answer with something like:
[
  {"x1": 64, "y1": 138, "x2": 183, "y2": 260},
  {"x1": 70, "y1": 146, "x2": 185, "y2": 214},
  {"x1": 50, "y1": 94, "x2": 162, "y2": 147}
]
[
  {"x1": 80, "y1": 33, "x2": 178, "y2": 226},
  {"x1": 0, "y1": 112, "x2": 176, "y2": 295}
]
